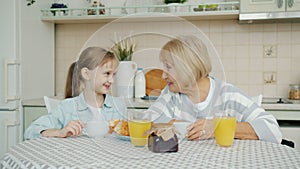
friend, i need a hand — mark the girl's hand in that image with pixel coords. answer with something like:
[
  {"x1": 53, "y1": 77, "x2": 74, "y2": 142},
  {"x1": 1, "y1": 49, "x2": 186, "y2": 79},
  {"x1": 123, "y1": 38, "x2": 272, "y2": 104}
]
[
  {"x1": 186, "y1": 118, "x2": 214, "y2": 141},
  {"x1": 58, "y1": 120, "x2": 85, "y2": 138}
]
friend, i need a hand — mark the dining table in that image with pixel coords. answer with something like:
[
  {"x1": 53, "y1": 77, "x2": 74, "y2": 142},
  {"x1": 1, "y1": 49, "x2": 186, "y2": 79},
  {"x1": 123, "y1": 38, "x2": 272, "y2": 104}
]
[{"x1": 1, "y1": 134, "x2": 300, "y2": 169}]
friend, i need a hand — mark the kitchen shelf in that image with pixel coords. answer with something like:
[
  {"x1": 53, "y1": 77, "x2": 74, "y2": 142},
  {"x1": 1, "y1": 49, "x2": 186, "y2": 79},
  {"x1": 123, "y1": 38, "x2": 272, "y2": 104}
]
[{"x1": 41, "y1": 2, "x2": 240, "y2": 24}]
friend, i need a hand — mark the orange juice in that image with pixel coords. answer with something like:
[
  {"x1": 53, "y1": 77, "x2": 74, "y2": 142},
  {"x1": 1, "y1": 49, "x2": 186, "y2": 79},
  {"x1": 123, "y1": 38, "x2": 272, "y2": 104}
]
[
  {"x1": 128, "y1": 120, "x2": 152, "y2": 147},
  {"x1": 214, "y1": 116, "x2": 236, "y2": 147}
]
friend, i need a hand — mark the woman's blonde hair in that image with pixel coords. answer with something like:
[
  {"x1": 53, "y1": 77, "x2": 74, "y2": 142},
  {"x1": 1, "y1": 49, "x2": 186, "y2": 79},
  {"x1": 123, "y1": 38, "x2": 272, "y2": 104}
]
[
  {"x1": 72, "y1": 47, "x2": 118, "y2": 96},
  {"x1": 160, "y1": 35, "x2": 212, "y2": 85}
]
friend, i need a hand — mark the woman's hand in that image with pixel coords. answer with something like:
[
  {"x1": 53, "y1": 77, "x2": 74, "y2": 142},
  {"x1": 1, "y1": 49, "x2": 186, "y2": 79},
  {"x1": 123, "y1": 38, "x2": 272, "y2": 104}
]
[
  {"x1": 58, "y1": 120, "x2": 85, "y2": 138},
  {"x1": 186, "y1": 118, "x2": 214, "y2": 141}
]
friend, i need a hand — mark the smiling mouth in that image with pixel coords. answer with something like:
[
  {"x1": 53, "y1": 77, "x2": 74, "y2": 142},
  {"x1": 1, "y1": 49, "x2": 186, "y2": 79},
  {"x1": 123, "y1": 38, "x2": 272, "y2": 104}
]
[
  {"x1": 104, "y1": 84, "x2": 110, "y2": 89},
  {"x1": 168, "y1": 82, "x2": 173, "y2": 86}
]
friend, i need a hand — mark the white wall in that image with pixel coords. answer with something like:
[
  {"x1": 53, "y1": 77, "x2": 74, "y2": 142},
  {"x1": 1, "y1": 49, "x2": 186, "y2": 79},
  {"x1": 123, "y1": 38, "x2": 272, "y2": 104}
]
[{"x1": 54, "y1": 20, "x2": 300, "y2": 98}]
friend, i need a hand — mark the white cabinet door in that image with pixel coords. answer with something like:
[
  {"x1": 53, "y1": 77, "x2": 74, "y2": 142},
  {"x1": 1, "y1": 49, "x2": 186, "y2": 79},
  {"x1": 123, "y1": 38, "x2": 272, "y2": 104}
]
[
  {"x1": 23, "y1": 106, "x2": 48, "y2": 139},
  {"x1": 281, "y1": 127, "x2": 300, "y2": 150},
  {"x1": 287, "y1": 0, "x2": 300, "y2": 11},
  {"x1": 241, "y1": 0, "x2": 286, "y2": 13},
  {"x1": 0, "y1": 111, "x2": 20, "y2": 159}
]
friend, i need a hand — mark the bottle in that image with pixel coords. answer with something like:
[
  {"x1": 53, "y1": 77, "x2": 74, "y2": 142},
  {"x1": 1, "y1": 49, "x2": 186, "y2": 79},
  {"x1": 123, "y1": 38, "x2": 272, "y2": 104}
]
[{"x1": 134, "y1": 68, "x2": 146, "y2": 98}]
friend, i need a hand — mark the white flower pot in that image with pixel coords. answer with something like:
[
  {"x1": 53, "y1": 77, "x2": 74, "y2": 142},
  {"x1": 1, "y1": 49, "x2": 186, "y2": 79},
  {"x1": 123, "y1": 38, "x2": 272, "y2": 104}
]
[
  {"x1": 112, "y1": 61, "x2": 137, "y2": 98},
  {"x1": 167, "y1": 3, "x2": 181, "y2": 13},
  {"x1": 103, "y1": 0, "x2": 127, "y2": 15}
]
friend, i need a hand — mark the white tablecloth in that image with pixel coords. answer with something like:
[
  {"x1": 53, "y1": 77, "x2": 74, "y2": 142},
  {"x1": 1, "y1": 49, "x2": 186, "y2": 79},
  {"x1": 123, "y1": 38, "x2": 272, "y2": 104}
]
[{"x1": 1, "y1": 135, "x2": 300, "y2": 169}]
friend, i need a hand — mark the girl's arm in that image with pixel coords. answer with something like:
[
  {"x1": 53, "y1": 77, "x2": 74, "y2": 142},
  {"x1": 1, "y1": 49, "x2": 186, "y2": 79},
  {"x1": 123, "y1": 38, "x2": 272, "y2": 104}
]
[{"x1": 41, "y1": 120, "x2": 85, "y2": 138}]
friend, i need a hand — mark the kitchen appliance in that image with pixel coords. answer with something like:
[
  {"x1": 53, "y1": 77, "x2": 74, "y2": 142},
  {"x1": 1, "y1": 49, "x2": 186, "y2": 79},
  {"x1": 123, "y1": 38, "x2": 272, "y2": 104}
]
[
  {"x1": 262, "y1": 97, "x2": 293, "y2": 104},
  {"x1": 0, "y1": 0, "x2": 54, "y2": 158},
  {"x1": 279, "y1": 121, "x2": 300, "y2": 150},
  {"x1": 262, "y1": 97, "x2": 300, "y2": 150},
  {"x1": 239, "y1": 0, "x2": 300, "y2": 23}
]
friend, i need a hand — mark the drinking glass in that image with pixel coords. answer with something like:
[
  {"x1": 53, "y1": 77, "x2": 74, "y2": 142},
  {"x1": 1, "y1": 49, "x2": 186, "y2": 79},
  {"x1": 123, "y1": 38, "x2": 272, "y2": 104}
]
[
  {"x1": 128, "y1": 110, "x2": 152, "y2": 147},
  {"x1": 214, "y1": 111, "x2": 236, "y2": 147}
]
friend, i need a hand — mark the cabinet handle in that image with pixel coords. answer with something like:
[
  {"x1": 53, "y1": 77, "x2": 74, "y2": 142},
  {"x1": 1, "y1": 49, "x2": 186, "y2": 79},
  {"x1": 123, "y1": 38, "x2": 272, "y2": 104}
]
[
  {"x1": 288, "y1": 0, "x2": 294, "y2": 8},
  {"x1": 4, "y1": 59, "x2": 21, "y2": 103},
  {"x1": 277, "y1": 0, "x2": 283, "y2": 8},
  {"x1": 3, "y1": 120, "x2": 20, "y2": 153}
]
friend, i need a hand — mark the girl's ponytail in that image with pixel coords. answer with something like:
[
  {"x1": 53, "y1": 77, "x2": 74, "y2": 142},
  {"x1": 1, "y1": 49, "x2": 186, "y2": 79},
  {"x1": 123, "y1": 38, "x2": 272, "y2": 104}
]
[{"x1": 72, "y1": 62, "x2": 81, "y2": 97}]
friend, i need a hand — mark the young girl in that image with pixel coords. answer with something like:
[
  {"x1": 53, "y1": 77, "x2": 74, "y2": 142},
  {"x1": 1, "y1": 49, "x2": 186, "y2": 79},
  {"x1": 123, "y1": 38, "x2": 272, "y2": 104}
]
[{"x1": 24, "y1": 47, "x2": 126, "y2": 140}]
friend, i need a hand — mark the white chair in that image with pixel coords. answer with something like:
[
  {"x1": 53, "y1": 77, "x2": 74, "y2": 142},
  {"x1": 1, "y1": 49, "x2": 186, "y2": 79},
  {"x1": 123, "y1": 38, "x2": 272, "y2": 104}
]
[
  {"x1": 251, "y1": 94, "x2": 263, "y2": 106},
  {"x1": 43, "y1": 96, "x2": 61, "y2": 113}
]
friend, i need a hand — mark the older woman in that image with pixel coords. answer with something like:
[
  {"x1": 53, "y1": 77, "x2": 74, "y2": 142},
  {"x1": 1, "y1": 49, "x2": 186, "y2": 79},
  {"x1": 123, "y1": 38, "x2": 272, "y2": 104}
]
[{"x1": 148, "y1": 35, "x2": 282, "y2": 143}]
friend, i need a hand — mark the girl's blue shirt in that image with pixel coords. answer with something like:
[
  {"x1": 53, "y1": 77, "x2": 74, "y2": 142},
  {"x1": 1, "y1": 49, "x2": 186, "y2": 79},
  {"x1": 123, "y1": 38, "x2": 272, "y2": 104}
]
[{"x1": 24, "y1": 93, "x2": 126, "y2": 140}]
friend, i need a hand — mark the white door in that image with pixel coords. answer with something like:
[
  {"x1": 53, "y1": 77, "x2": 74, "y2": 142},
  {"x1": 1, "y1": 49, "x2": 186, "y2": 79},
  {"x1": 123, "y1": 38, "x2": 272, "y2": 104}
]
[
  {"x1": 0, "y1": 0, "x2": 22, "y2": 159},
  {"x1": 240, "y1": 0, "x2": 286, "y2": 13},
  {"x1": 0, "y1": 110, "x2": 20, "y2": 159},
  {"x1": 0, "y1": 0, "x2": 21, "y2": 110}
]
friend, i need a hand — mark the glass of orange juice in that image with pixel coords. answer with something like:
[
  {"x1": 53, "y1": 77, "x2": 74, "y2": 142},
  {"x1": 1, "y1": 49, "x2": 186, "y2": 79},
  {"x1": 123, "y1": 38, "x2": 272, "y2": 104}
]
[
  {"x1": 214, "y1": 111, "x2": 236, "y2": 147},
  {"x1": 128, "y1": 110, "x2": 152, "y2": 147}
]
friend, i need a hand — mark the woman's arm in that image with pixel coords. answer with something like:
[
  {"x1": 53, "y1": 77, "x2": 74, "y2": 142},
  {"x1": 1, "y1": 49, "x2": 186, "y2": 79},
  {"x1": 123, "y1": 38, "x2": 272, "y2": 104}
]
[
  {"x1": 235, "y1": 122, "x2": 258, "y2": 140},
  {"x1": 186, "y1": 119, "x2": 259, "y2": 141}
]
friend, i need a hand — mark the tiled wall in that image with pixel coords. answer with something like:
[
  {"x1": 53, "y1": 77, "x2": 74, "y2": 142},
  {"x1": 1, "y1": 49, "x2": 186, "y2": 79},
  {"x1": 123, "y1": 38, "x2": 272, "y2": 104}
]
[{"x1": 55, "y1": 20, "x2": 300, "y2": 98}]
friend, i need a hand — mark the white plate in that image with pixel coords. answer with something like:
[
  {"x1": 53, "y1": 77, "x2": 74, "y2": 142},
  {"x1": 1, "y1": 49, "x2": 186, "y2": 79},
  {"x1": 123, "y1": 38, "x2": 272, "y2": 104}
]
[{"x1": 112, "y1": 132, "x2": 131, "y2": 141}]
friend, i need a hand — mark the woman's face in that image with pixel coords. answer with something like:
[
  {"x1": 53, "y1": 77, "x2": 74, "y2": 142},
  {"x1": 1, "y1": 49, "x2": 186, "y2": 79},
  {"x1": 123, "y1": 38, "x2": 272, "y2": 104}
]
[
  {"x1": 89, "y1": 61, "x2": 117, "y2": 95},
  {"x1": 162, "y1": 61, "x2": 183, "y2": 93}
]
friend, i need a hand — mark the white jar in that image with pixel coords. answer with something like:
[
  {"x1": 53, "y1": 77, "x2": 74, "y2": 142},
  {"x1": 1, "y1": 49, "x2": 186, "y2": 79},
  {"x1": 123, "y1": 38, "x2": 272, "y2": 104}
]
[{"x1": 134, "y1": 68, "x2": 146, "y2": 98}]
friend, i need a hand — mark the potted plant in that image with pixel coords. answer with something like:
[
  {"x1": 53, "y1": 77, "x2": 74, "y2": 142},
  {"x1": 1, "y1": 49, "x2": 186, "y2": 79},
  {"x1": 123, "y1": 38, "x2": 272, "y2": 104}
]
[
  {"x1": 164, "y1": 0, "x2": 187, "y2": 13},
  {"x1": 50, "y1": 3, "x2": 68, "y2": 16},
  {"x1": 27, "y1": 0, "x2": 36, "y2": 6},
  {"x1": 111, "y1": 37, "x2": 137, "y2": 98},
  {"x1": 112, "y1": 37, "x2": 136, "y2": 61},
  {"x1": 164, "y1": 0, "x2": 187, "y2": 4}
]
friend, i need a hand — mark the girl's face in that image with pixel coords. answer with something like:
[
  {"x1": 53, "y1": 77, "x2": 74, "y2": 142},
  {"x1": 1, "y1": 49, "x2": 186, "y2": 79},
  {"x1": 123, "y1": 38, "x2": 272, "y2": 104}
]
[{"x1": 88, "y1": 61, "x2": 117, "y2": 95}]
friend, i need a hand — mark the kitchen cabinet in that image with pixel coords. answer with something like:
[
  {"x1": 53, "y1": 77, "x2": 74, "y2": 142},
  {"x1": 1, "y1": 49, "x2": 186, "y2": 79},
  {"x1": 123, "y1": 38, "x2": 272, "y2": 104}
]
[
  {"x1": 266, "y1": 110, "x2": 300, "y2": 120},
  {"x1": 0, "y1": 111, "x2": 20, "y2": 159},
  {"x1": 239, "y1": 0, "x2": 300, "y2": 22},
  {"x1": 0, "y1": 0, "x2": 54, "y2": 158},
  {"x1": 22, "y1": 106, "x2": 48, "y2": 139},
  {"x1": 265, "y1": 109, "x2": 300, "y2": 150},
  {"x1": 240, "y1": 0, "x2": 300, "y2": 13},
  {"x1": 278, "y1": 120, "x2": 300, "y2": 150},
  {"x1": 287, "y1": 0, "x2": 300, "y2": 11}
]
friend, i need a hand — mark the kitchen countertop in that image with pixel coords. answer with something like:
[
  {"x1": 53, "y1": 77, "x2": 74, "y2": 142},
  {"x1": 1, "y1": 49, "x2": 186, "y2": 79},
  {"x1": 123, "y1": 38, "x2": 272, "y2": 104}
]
[
  {"x1": 22, "y1": 97, "x2": 300, "y2": 121},
  {"x1": 22, "y1": 97, "x2": 153, "y2": 109},
  {"x1": 262, "y1": 103, "x2": 300, "y2": 111},
  {"x1": 262, "y1": 98, "x2": 300, "y2": 110},
  {"x1": 22, "y1": 97, "x2": 300, "y2": 110}
]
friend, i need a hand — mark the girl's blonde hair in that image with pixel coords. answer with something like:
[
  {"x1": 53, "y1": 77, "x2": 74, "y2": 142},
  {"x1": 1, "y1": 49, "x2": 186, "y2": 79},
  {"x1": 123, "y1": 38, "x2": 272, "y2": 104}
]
[
  {"x1": 160, "y1": 35, "x2": 212, "y2": 85},
  {"x1": 72, "y1": 47, "x2": 118, "y2": 96},
  {"x1": 64, "y1": 62, "x2": 76, "y2": 98}
]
